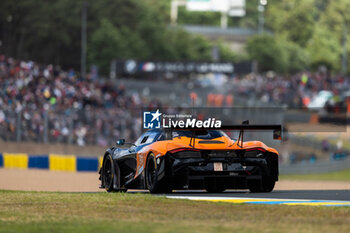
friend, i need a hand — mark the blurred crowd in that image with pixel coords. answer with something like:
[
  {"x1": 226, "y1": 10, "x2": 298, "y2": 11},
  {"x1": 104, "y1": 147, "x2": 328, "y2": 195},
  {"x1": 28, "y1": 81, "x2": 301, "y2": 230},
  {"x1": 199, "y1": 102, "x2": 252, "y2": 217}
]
[
  {"x1": 1, "y1": 55, "x2": 349, "y2": 148},
  {"x1": 0, "y1": 55, "x2": 164, "y2": 146},
  {"x1": 232, "y1": 72, "x2": 349, "y2": 110}
]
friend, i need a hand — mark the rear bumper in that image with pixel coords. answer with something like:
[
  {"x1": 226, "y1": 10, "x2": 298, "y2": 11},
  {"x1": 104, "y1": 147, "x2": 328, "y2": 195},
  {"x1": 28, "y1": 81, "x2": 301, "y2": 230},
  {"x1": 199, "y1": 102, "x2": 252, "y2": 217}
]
[{"x1": 156, "y1": 153, "x2": 278, "y2": 190}]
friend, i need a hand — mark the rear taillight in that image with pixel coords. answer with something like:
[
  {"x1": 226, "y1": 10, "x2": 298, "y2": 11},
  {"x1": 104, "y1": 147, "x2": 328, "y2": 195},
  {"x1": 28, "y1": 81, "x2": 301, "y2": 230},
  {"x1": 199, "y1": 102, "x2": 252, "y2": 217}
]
[
  {"x1": 169, "y1": 148, "x2": 200, "y2": 154},
  {"x1": 245, "y1": 148, "x2": 266, "y2": 152},
  {"x1": 245, "y1": 148, "x2": 266, "y2": 158},
  {"x1": 169, "y1": 148, "x2": 201, "y2": 159}
]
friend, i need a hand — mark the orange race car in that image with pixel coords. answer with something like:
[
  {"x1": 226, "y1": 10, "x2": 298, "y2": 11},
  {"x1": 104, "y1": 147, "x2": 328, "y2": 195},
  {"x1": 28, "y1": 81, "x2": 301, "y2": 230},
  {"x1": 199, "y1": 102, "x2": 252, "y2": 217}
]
[{"x1": 99, "y1": 123, "x2": 281, "y2": 193}]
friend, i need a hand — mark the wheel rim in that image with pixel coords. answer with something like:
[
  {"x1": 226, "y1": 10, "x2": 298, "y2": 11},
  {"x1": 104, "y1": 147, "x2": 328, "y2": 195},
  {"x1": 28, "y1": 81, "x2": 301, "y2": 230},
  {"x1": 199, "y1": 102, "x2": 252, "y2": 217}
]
[
  {"x1": 147, "y1": 157, "x2": 156, "y2": 188},
  {"x1": 104, "y1": 158, "x2": 113, "y2": 188}
]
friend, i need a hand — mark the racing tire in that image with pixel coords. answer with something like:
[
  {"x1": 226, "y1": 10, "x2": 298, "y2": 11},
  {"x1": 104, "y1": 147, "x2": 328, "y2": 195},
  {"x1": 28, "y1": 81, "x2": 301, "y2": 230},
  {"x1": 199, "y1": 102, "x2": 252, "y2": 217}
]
[
  {"x1": 102, "y1": 154, "x2": 127, "y2": 192},
  {"x1": 146, "y1": 153, "x2": 172, "y2": 194},
  {"x1": 248, "y1": 177, "x2": 275, "y2": 193}
]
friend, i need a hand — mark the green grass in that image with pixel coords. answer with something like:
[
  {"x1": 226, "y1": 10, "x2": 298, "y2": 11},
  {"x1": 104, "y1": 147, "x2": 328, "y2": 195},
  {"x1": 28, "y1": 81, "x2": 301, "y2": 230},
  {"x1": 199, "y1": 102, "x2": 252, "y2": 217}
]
[
  {"x1": 0, "y1": 190, "x2": 349, "y2": 233},
  {"x1": 280, "y1": 168, "x2": 350, "y2": 181}
]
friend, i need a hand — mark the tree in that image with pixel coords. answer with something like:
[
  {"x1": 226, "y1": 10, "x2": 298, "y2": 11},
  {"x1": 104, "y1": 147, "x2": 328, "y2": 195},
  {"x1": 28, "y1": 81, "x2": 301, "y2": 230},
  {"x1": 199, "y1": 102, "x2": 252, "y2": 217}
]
[
  {"x1": 1, "y1": 0, "x2": 238, "y2": 75},
  {"x1": 266, "y1": 0, "x2": 317, "y2": 47},
  {"x1": 246, "y1": 34, "x2": 288, "y2": 72},
  {"x1": 246, "y1": 34, "x2": 310, "y2": 73},
  {"x1": 88, "y1": 19, "x2": 148, "y2": 73},
  {"x1": 306, "y1": 24, "x2": 341, "y2": 70},
  {"x1": 317, "y1": 0, "x2": 350, "y2": 73},
  {"x1": 281, "y1": 39, "x2": 310, "y2": 73}
]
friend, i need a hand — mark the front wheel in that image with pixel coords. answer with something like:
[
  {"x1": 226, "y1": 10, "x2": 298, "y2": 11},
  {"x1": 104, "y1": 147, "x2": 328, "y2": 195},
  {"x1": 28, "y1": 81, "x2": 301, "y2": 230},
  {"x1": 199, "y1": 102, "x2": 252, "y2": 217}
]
[
  {"x1": 102, "y1": 154, "x2": 126, "y2": 192},
  {"x1": 146, "y1": 153, "x2": 172, "y2": 194}
]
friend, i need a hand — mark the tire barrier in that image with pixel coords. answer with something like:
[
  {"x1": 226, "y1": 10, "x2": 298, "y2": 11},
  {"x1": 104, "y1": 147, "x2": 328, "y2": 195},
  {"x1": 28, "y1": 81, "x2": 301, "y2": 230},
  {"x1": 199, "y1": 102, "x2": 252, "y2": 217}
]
[{"x1": 0, "y1": 153, "x2": 102, "y2": 172}]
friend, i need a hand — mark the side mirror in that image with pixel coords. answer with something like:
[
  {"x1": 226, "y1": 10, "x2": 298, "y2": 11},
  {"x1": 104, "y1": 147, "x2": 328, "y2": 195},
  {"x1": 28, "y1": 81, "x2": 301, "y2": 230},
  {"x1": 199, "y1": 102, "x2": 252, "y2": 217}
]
[
  {"x1": 273, "y1": 129, "x2": 282, "y2": 140},
  {"x1": 116, "y1": 139, "x2": 125, "y2": 145}
]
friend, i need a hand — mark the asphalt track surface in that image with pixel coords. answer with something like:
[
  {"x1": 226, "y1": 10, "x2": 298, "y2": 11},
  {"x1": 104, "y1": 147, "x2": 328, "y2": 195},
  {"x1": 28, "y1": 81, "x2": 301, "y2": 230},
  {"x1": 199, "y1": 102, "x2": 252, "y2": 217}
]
[{"x1": 131, "y1": 189, "x2": 350, "y2": 201}]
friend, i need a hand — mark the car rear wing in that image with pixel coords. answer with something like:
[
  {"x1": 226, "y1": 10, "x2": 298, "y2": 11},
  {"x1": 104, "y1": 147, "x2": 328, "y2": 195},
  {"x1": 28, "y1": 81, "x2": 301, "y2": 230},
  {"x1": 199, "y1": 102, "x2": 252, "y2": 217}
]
[{"x1": 167, "y1": 121, "x2": 282, "y2": 148}]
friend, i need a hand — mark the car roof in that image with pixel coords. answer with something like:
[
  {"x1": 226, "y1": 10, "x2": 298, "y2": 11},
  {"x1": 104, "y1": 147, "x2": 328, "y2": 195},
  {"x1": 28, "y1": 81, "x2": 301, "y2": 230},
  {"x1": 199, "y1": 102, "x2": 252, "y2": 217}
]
[{"x1": 146, "y1": 129, "x2": 163, "y2": 133}]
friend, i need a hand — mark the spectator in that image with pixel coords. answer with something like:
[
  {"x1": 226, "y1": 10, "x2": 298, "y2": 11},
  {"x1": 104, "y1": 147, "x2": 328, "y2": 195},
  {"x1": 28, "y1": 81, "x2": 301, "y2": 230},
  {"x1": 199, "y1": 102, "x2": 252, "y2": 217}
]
[
  {"x1": 0, "y1": 55, "x2": 158, "y2": 145},
  {"x1": 322, "y1": 139, "x2": 329, "y2": 152},
  {"x1": 227, "y1": 72, "x2": 349, "y2": 109}
]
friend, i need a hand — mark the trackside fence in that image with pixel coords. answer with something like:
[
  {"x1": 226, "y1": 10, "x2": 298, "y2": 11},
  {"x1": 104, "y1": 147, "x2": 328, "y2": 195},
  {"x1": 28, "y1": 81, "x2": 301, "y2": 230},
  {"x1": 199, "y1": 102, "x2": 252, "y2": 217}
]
[
  {"x1": 2, "y1": 152, "x2": 350, "y2": 175},
  {"x1": 0, "y1": 153, "x2": 102, "y2": 172}
]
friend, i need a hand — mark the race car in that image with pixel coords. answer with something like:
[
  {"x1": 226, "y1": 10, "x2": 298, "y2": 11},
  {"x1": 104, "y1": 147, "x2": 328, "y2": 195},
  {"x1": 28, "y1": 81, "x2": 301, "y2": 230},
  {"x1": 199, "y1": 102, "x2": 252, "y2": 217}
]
[{"x1": 99, "y1": 123, "x2": 281, "y2": 193}]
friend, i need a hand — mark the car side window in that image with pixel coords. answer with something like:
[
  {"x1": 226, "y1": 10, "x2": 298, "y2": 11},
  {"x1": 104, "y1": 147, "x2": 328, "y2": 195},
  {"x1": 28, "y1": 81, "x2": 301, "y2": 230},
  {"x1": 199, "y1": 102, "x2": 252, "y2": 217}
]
[
  {"x1": 145, "y1": 132, "x2": 158, "y2": 144},
  {"x1": 157, "y1": 132, "x2": 165, "y2": 141},
  {"x1": 135, "y1": 131, "x2": 160, "y2": 146},
  {"x1": 134, "y1": 133, "x2": 147, "y2": 146}
]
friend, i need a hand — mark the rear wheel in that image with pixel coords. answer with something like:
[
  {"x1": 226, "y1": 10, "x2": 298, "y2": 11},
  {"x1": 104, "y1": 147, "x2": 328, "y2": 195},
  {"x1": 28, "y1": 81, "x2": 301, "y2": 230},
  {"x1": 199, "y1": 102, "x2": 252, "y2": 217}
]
[
  {"x1": 249, "y1": 177, "x2": 275, "y2": 193},
  {"x1": 146, "y1": 153, "x2": 172, "y2": 194}
]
